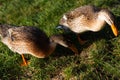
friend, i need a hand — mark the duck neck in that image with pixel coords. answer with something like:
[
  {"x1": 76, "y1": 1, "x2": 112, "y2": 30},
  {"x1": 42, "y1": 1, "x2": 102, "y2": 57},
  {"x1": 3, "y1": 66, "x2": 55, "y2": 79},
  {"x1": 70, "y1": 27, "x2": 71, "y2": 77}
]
[
  {"x1": 45, "y1": 42, "x2": 57, "y2": 57},
  {"x1": 98, "y1": 10, "x2": 114, "y2": 25}
]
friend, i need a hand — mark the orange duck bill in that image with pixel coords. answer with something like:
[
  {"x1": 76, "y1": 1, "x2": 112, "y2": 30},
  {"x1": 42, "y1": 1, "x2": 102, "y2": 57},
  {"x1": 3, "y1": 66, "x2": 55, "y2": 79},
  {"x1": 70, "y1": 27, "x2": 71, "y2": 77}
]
[{"x1": 111, "y1": 24, "x2": 119, "y2": 36}]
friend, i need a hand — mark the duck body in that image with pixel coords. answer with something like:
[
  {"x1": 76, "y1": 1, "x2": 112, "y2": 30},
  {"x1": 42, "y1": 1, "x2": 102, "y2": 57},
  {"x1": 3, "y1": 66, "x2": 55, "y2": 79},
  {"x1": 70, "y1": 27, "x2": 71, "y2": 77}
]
[
  {"x1": 0, "y1": 25, "x2": 56, "y2": 58},
  {"x1": 58, "y1": 5, "x2": 118, "y2": 36}
]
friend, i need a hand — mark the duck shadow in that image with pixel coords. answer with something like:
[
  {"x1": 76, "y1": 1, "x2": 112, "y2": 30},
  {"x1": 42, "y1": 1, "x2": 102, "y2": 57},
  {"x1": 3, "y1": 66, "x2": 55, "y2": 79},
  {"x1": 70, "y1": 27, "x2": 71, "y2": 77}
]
[{"x1": 53, "y1": 16, "x2": 120, "y2": 58}]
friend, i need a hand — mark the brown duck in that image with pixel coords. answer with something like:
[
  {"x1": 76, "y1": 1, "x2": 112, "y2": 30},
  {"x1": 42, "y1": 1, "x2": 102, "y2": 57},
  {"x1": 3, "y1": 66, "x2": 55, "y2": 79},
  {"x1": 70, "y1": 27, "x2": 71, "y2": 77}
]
[
  {"x1": 0, "y1": 24, "x2": 78, "y2": 66},
  {"x1": 57, "y1": 5, "x2": 118, "y2": 44}
]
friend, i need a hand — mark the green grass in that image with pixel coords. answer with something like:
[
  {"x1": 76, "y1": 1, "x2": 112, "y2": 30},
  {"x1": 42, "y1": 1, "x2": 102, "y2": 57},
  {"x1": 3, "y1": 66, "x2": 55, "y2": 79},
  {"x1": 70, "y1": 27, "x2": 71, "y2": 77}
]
[{"x1": 0, "y1": 0, "x2": 120, "y2": 80}]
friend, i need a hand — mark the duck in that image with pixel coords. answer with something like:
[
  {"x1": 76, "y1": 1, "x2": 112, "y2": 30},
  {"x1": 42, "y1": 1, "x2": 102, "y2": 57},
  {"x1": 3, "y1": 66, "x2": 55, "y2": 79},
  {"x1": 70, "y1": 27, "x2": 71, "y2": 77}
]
[
  {"x1": 0, "y1": 24, "x2": 78, "y2": 66},
  {"x1": 57, "y1": 5, "x2": 118, "y2": 44}
]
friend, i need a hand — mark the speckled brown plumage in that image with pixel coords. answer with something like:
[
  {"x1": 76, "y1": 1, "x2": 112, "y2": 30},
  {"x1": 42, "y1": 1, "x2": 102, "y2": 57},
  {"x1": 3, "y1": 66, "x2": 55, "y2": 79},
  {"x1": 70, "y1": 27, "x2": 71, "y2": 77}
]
[
  {"x1": 0, "y1": 25, "x2": 52, "y2": 58},
  {"x1": 58, "y1": 5, "x2": 118, "y2": 36}
]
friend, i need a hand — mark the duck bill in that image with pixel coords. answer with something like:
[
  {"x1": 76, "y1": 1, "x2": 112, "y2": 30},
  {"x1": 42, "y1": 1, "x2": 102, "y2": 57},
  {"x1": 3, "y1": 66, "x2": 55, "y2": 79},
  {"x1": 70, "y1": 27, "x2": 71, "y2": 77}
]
[{"x1": 111, "y1": 24, "x2": 118, "y2": 36}]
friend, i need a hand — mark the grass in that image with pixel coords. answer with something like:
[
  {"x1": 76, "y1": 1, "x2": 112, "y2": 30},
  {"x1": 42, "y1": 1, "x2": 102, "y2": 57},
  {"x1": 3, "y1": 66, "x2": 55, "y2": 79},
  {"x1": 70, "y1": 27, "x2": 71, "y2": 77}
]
[{"x1": 0, "y1": 0, "x2": 120, "y2": 80}]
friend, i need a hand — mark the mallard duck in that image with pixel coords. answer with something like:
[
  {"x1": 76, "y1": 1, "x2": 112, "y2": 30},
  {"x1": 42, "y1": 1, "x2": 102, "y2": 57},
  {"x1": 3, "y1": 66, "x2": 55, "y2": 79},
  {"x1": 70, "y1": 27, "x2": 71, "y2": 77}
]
[
  {"x1": 0, "y1": 24, "x2": 78, "y2": 66},
  {"x1": 57, "y1": 5, "x2": 118, "y2": 44}
]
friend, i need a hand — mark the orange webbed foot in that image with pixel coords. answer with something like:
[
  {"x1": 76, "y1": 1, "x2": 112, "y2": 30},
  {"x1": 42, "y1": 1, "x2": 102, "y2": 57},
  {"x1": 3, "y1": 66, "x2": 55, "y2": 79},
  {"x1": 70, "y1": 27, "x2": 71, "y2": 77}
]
[{"x1": 21, "y1": 61, "x2": 30, "y2": 66}]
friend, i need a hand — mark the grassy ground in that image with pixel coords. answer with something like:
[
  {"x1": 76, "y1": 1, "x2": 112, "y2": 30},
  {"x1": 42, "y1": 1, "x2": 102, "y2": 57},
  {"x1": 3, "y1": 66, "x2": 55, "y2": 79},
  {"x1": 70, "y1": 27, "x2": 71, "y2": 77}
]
[{"x1": 0, "y1": 0, "x2": 120, "y2": 80}]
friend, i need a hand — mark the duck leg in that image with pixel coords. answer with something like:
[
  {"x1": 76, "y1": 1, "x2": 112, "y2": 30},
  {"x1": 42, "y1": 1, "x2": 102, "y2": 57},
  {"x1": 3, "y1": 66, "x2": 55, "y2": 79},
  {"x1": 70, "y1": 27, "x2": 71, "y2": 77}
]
[
  {"x1": 68, "y1": 43, "x2": 79, "y2": 55},
  {"x1": 77, "y1": 34, "x2": 87, "y2": 45},
  {"x1": 21, "y1": 54, "x2": 28, "y2": 66}
]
